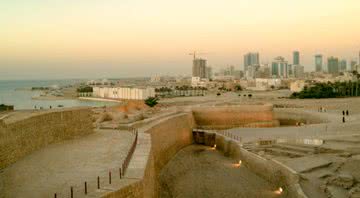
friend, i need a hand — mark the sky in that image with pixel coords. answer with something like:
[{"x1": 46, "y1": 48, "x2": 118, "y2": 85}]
[{"x1": 1, "y1": 0, "x2": 360, "y2": 80}]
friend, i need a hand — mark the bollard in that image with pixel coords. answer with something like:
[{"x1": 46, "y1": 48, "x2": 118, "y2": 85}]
[
  {"x1": 119, "y1": 168, "x2": 122, "y2": 179},
  {"x1": 85, "y1": 182, "x2": 87, "y2": 195},
  {"x1": 109, "y1": 171, "x2": 112, "y2": 184},
  {"x1": 70, "y1": 186, "x2": 73, "y2": 198},
  {"x1": 97, "y1": 176, "x2": 100, "y2": 189}
]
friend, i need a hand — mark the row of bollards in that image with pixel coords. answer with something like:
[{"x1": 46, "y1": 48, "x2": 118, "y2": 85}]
[{"x1": 53, "y1": 128, "x2": 139, "y2": 197}]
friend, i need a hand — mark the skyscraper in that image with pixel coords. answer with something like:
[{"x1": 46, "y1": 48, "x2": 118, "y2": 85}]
[
  {"x1": 351, "y1": 60, "x2": 357, "y2": 71},
  {"x1": 244, "y1": 52, "x2": 259, "y2": 71},
  {"x1": 315, "y1": 54, "x2": 323, "y2": 72},
  {"x1": 327, "y1": 57, "x2": 339, "y2": 75},
  {"x1": 192, "y1": 58, "x2": 207, "y2": 78},
  {"x1": 205, "y1": 66, "x2": 212, "y2": 79},
  {"x1": 294, "y1": 65, "x2": 305, "y2": 78},
  {"x1": 339, "y1": 59, "x2": 347, "y2": 72},
  {"x1": 271, "y1": 56, "x2": 288, "y2": 78},
  {"x1": 293, "y1": 51, "x2": 300, "y2": 65}
]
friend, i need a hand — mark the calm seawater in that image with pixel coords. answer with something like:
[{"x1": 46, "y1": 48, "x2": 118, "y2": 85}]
[{"x1": 0, "y1": 79, "x2": 117, "y2": 110}]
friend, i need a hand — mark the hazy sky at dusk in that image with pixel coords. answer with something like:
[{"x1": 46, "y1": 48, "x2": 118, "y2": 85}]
[{"x1": 1, "y1": 0, "x2": 360, "y2": 80}]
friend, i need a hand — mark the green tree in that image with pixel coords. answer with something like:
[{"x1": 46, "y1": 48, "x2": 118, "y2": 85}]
[{"x1": 144, "y1": 97, "x2": 159, "y2": 107}]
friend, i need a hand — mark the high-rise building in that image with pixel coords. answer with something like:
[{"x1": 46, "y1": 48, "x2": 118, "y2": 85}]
[
  {"x1": 294, "y1": 65, "x2": 305, "y2": 78},
  {"x1": 315, "y1": 54, "x2": 323, "y2": 72},
  {"x1": 246, "y1": 64, "x2": 260, "y2": 79},
  {"x1": 192, "y1": 58, "x2": 207, "y2": 78},
  {"x1": 339, "y1": 59, "x2": 347, "y2": 72},
  {"x1": 287, "y1": 64, "x2": 293, "y2": 76},
  {"x1": 327, "y1": 57, "x2": 339, "y2": 75},
  {"x1": 293, "y1": 51, "x2": 300, "y2": 65},
  {"x1": 205, "y1": 66, "x2": 212, "y2": 79},
  {"x1": 244, "y1": 52, "x2": 259, "y2": 71},
  {"x1": 351, "y1": 60, "x2": 357, "y2": 71},
  {"x1": 271, "y1": 56, "x2": 288, "y2": 78}
]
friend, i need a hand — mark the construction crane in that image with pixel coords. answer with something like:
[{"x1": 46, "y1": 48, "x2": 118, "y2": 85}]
[{"x1": 188, "y1": 51, "x2": 208, "y2": 60}]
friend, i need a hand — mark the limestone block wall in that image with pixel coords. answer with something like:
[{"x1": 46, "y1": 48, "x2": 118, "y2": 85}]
[
  {"x1": 100, "y1": 112, "x2": 195, "y2": 198},
  {"x1": 0, "y1": 108, "x2": 93, "y2": 169},
  {"x1": 192, "y1": 104, "x2": 279, "y2": 129},
  {"x1": 215, "y1": 134, "x2": 308, "y2": 198},
  {"x1": 274, "y1": 108, "x2": 329, "y2": 125},
  {"x1": 142, "y1": 113, "x2": 195, "y2": 197}
]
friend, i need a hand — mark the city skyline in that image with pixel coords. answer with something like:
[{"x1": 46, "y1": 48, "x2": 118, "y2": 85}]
[{"x1": 1, "y1": 0, "x2": 360, "y2": 80}]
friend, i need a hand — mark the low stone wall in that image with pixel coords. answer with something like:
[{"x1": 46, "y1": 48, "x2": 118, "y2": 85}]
[
  {"x1": 215, "y1": 133, "x2": 308, "y2": 198},
  {"x1": 0, "y1": 108, "x2": 93, "y2": 169},
  {"x1": 192, "y1": 104, "x2": 279, "y2": 129},
  {"x1": 274, "y1": 108, "x2": 329, "y2": 125}
]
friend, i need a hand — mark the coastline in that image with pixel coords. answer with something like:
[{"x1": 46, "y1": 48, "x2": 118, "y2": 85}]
[{"x1": 78, "y1": 97, "x2": 123, "y2": 103}]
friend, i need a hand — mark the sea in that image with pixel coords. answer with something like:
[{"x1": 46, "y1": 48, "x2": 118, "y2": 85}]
[{"x1": 0, "y1": 79, "x2": 117, "y2": 110}]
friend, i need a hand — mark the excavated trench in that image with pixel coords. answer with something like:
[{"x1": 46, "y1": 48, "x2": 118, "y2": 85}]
[{"x1": 159, "y1": 144, "x2": 285, "y2": 198}]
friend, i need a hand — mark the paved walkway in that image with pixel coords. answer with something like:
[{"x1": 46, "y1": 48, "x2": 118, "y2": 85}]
[{"x1": 0, "y1": 129, "x2": 133, "y2": 198}]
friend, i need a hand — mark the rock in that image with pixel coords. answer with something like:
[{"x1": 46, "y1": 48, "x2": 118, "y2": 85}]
[
  {"x1": 349, "y1": 185, "x2": 360, "y2": 198},
  {"x1": 339, "y1": 152, "x2": 352, "y2": 158},
  {"x1": 326, "y1": 173, "x2": 354, "y2": 189}
]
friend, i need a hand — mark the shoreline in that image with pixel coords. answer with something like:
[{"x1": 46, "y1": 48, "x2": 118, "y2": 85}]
[{"x1": 78, "y1": 97, "x2": 123, "y2": 103}]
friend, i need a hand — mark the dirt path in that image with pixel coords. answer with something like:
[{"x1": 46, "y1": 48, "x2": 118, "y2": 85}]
[{"x1": 159, "y1": 145, "x2": 284, "y2": 198}]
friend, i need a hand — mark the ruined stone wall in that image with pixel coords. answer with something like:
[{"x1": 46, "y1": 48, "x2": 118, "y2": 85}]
[
  {"x1": 192, "y1": 104, "x2": 279, "y2": 129},
  {"x1": 215, "y1": 134, "x2": 308, "y2": 198},
  {"x1": 0, "y1": 108, "x2": 93, "y2": 169},
  {"x1": 274, "y1": 108, "x2": 329, "y2": 125}
]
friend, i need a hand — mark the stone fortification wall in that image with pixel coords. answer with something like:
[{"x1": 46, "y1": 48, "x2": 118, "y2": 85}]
[
  {"x1": 0, "y1": 108, "x2": 93, "y2": 169},
  {"x1": 274, "y1": 108, "x2": 329, "y2": 125},
  {"x1": 100, "y1": 112, "x2": 195, "y2": 198},
  {"x1": 215, "y1": 134, "x2": 308, "y2": 198},
  {"x1": 192, "y1": 104, "x2": 279, "y2": 129}
]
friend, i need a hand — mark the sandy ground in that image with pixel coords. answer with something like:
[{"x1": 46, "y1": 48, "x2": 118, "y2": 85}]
[
  {"x1": 159, "y1": 145, "x2": 285, "y2": 198},
  {"x1": 0, "y1": 129, "x2": 133, "y2": 198}
]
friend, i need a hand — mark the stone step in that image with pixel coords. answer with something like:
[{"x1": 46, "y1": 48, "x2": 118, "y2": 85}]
[
  {"x1": 264, "y1": 147, "x2": 306, "y2": 158},
  {"x1": 273, "y1": 143, "x2": 316, "y2": 154}
]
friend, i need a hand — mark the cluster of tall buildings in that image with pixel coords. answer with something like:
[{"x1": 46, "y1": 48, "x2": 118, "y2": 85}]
[
  {"x1": 191, "y1": 50, "x2": 360, "y2": 82},
  {"x1": 314, "y1": 52, "x2": 360, "y2": 74},
  {"x1": 270, "y1": 51, "x2": 304, "y2": 79}
]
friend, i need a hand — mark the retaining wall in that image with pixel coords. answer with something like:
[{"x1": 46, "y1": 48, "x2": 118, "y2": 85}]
[
  {"x1": 192, "y1": 104, "x2": 279, "y2": 129},
  {"x1": 274, "y1": 108, "x2": 329, "y2": 125},
  {"x1": 215, "y1": 133, "x2": 308, "y2": 198},
  {"x1": 100, "y1": 112, "x2": 195, "y2": 198},
  {"x1": 0, "y1": 108, "x2": 93, "y2": 169}
]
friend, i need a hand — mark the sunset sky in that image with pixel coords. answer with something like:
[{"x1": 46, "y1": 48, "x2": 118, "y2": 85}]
[{"x1": 1, "y1": 0, "x2": 360, "y2": 80}]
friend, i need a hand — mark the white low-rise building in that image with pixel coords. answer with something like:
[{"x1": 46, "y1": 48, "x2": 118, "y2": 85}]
[
  {"x1": 250, "y1": 78, "x2": 282, "y2": 90},
  {"x1": 191, "y1": 77, "x2": 209, "y2": 87},
  {"x1": 93, "y1": 87, "x2": 155, "y2": 100}
]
